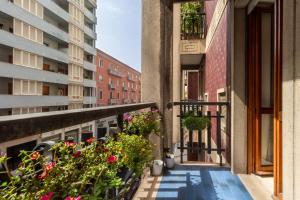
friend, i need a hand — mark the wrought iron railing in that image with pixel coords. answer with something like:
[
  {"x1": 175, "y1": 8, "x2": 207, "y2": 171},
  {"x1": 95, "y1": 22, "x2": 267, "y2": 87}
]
[
  {"x1": 181, "y1": 13, "x2": 206, "y2": 40},
  {"x1": 168, "y1": 100, "x2": 229, "y2": 166}
]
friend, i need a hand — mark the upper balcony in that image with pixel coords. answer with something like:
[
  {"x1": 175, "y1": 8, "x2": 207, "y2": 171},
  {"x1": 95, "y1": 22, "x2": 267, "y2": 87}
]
[
  {"x1": 108, "y1": 68, "x2": 123, "y2": 78},
  {"x1": 180, "y1": 10, "x2": 206, "y2": 66}
]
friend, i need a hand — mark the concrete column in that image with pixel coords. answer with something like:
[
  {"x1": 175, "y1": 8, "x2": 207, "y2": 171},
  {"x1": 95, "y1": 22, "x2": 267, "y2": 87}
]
[
  {"x1": 231, "y1": 8, "x2": 248, "y2": 174},
  {"x1": 142, "y1": 0, "x2": 173, "y2": 158},
  {"x1": 172, "y1": 3, "x2": 181, "y2": 145},
  {"x1": 282, "y1": 1, "x2": 300, "y2": 199}
]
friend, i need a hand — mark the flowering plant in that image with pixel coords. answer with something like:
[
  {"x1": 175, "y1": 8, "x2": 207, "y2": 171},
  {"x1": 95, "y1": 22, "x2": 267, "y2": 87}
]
[
  {"x1": 123, "y1": 109, "x2": 161, "y2": 137},
  {"x1": 0, "y1": 132, "x2": 153, "y2": 200}
]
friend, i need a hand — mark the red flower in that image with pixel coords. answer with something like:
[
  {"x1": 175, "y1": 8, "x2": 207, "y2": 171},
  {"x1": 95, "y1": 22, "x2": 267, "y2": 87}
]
[
  {"x1": 65, "y1": 196, "x2": 81, "y2": 200},
  {"x1": 107, "y1": 155, "x2": 117, "y2": 164},
  {"x1": 45, "y1": 162, "x2": 55, "y2": 171},
  {"x1": 40, "y1": 192, "x2": 54, "y2": 200},
  {"x1": 73, "y1": 151, "x2": 81, "y2": 158},
  {"x1": 38, "y1": 171, "x2": 48, "y2": 180},
  {"x1": 31, "y1": 151, "x2": 40, "y2": 160},
  {"x1": 86, "y1": 137, "x2": 95, "y2": 143},
  {"x1": 64, "y1": 141, "x2": 75, "y2": 147}
]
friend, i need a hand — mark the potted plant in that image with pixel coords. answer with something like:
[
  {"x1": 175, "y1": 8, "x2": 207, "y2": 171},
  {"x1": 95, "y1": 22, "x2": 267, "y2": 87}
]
[
  {"x1": 165, "y1": 152, "x2": 175, "y2": 169},
  {"x1": 183, "y1": 112, "x2": 210, "y2": 131}
]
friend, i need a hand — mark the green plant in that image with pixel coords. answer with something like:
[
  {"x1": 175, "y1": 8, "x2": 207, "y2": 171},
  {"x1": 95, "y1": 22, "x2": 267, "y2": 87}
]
[
  {"x1": 0, "y1": 133, "x2": 154, "y2": 200},
  {"x1": 183, "y1": 112, "x2": 210, "y2": 131},
  {"x1": 123, "y1": 109, "x2": 161, "y2": 137},
  {"x1": 181, "y1": 2, "x2": 204, "y2": 34}
]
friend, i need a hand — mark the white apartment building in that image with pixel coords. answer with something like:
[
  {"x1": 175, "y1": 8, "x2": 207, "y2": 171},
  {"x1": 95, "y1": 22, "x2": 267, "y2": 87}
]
[{"x1": 0, "y1": 0, "x2": 97, "y2": 167}]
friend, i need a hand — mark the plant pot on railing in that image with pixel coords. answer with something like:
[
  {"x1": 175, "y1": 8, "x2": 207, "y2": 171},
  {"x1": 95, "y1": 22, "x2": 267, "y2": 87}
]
[
  {"x1": 152, "y1": 160, "x2": 163, "y2": 176},
  {"x1": 165, "y1": 153, "x2": 175, "y2": 169}
]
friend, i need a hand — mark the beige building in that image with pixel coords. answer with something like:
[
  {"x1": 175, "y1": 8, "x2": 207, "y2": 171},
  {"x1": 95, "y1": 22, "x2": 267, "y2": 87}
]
[{"x1": 0, "y1": 0, "x2": 97, "y2": 166}]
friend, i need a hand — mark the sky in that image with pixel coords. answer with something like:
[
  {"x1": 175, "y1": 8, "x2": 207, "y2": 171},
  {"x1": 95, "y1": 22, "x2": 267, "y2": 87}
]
[{"x1": 96, "y1": 0, "x2": 142, "y2": 72}]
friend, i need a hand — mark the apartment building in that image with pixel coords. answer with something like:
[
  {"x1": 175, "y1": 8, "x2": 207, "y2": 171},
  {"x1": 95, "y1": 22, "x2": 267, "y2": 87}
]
[
  {"x1": 96, "y1": 49, "x2": 141, "y2": 106},
  {"x1": 0, "y1": 0, "x2": 97, "y2": 166}
]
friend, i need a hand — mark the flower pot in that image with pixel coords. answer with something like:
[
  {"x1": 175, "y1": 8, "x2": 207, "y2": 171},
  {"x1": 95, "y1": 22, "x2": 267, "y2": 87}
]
[
  {"x1": 165, "y1": 155, "x2": 175, "y2": 169},
  {"x1": 152, "y1": 160, "x2": 163, "y2": 176}
]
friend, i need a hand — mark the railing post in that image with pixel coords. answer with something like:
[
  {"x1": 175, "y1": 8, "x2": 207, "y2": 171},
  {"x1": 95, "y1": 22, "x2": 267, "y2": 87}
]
[
  {"x1": 180, "y1": 104, "x2": 184, "y2": 163},
  {"x1": 216, "y1": 111, "x2": 222, "y2": 166},
  {"x1": 207, "y1": 111, "x2": 211, "y2": 155}
]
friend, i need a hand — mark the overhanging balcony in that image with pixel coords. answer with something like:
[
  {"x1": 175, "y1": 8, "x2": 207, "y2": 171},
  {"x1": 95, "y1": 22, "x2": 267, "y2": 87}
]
[
  {"x1": 108, "y1": 68, "x2": 123, "y2": 78},
  {"x1": 180, "y1": 13, "x2": 206, "y2": 66}
]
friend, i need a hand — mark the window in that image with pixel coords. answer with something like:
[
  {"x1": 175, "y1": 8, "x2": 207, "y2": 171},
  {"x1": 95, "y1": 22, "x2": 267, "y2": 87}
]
[
  {"x1": 99, "y1": 75, "x2": 103, "y2": 81},
  {"x1": 117, "y1": 92, "x2": 120, "y2": 99},
  {"x1": 117, "y1": 80, "x2": 119, "y2": 86},
  {"x1": 98, "y1": 90, "x2": 103, "y2": 100},
  {"x1": 99, "y1": 59, "x2": 103, "y2": 67},
  {"x1": 110, "y1": 92, "x2": 113, "y2": 99}
]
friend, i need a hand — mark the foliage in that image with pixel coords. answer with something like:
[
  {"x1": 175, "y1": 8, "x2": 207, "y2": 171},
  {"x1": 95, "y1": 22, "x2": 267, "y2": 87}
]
[
  {"x1": 0, "y1": 133, "x2": 154, "y2": 200},
  {"x1": 123, "y1": 109, "x2": 161, "y2": 137},
  {"x1": 181, "y1": 2, "x2": 204, "y2": 34},
  {"x1": 183, "y1": 112, "x2": 210, "y2": 131}
]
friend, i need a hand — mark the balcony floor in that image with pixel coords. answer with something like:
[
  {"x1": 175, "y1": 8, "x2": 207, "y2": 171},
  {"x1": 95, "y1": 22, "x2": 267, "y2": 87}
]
[{"x1": 134, "y1": 164, "x2": 253, "y2": 200}]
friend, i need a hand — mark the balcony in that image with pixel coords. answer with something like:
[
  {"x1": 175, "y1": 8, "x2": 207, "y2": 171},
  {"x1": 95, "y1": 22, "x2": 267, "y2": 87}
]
[
  {"x1": 123, "y1": 86, "x2": 128, "y2": 91},
  {"x1": 128, "y1": 75, "x2": 134, "y2": 81},
  {"x1": 108, "y1": 83, "x2": 115, "y2": 90},
  {"x1": 180, "y1": 12, "x2": 206, "y2": 66},
  {"x1": 108, "y1": 68, "x2": 123, "y2": 78},
  {"x1": 109, "y1": 98, "x2": 118, "y2": 105},
  {"x1": 123, "y1": 98, "x2": 130, "y2": 104}
]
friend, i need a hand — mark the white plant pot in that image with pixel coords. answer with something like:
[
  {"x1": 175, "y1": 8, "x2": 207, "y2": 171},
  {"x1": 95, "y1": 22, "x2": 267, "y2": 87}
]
[
  {"x1": 152, "y1": 160, "x2": 163, "y2": 176},
  {"x1": 165, "y1": 155, "x2": 175, "y2": 169}
]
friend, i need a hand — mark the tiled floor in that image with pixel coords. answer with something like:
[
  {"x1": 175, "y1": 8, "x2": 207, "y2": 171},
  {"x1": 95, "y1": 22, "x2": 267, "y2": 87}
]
[{"x1": 134, "y1": 164, "x2": 253, "y2": 200}]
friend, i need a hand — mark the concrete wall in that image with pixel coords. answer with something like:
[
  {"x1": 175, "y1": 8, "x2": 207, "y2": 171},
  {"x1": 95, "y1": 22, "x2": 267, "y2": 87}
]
[
  {"x1": 231, "y1": 8, "x2": 247, "y2": 174},
  {"x1": 142, "y1": 0, "x2": 173, "y2": 158},
  {"x1": 282, "y1": 1, "x2": 300, "y2": 199},
  {"x1": 172, "y1": 3, "x2": 181, "y2": 144}
]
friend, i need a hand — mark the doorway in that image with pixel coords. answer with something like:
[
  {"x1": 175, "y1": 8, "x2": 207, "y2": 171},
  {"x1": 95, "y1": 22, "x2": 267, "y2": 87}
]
[{"x1": 247, "y1": 3, "x2": 282, "y2": 198}]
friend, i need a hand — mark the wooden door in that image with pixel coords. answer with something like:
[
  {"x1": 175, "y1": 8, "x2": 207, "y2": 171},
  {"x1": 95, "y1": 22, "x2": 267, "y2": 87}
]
[
  {"x1": 274, "y1": 0, "x2": 282, "y2": 197},
  {"x1": 188, "y1": 72, "x2": 199, "y2": 101},
  {"x1": 247, "y1": 7, "x2": 275, "y2": 175}
]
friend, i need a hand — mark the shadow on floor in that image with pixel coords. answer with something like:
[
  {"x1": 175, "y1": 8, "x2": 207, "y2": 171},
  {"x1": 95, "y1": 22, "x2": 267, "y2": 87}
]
[{"x1": 155, "y1": 165, "x2": 253, "y2": 200}]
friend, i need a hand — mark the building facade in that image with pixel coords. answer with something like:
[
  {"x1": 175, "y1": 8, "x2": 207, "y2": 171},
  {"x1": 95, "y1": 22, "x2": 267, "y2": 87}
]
[
  {"x1": 96, "y1": 49, "x2": 141, "y2": 106},
  {"x1": 142, "y1": 0, "x2": 299, "y2": 199},
  {"x1": 0, "y1": 0, "x2": 97, "y2": 165}
]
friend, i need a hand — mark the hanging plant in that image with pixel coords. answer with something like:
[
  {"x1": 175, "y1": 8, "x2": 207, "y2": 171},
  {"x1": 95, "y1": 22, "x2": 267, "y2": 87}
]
[{"x1": 183, "y1": 112, "x2": 210, "y2": 131}]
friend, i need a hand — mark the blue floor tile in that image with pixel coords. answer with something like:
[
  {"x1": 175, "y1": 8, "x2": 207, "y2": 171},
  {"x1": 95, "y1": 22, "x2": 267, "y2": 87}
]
[{"x1": 156, "y1": 165, "x2": 252, "y2": 200}]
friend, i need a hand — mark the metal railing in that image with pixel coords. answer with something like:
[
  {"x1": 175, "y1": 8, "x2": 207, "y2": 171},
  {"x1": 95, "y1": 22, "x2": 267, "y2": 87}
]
[
  {"x1": 181, "y1": 13, "x2": 206, "y2": 40},
  {"x1": 0, "y1": 102, "x2": 156, "y2": 143},
  {"x1": 168, "y1": 100, "x2": 229, "y2": 166}
]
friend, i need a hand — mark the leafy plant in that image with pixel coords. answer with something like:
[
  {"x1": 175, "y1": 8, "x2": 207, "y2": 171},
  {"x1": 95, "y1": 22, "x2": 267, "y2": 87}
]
[
  {"x1": 123, "y1": 109, "x2": 161, "y2": 137},
  {"x1": 183, "y1": 112, "x2": 210, "y2": 131},
  {"x1": 0, "y1": 133, "x2": 154, "y2": 200},
  {"x1": 181, "y1": 2, "x2": 204, "y2": 35}
]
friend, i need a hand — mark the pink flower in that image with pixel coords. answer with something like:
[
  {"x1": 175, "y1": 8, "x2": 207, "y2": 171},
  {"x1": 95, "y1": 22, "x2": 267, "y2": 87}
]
[
  {"x1": 123, "y1": 113, "x2": 133, "y2": 122},
  {"x1": 65, "y1": 196, "x2": 81, "y2": 200},
  {"x1": 45, "y1": 162, "x2": 55, "y2": 171},
  {"x1": 73, "y1": 151, "x2": 81, "y2": 158},
  {"x1": 64, "y1": 141, "x2": 75, "y2": 147},
  {"x1": 31, "y1": 151, "x2": 40, "y2": 160},
  {"x1": 107, "y1": 155, "x2": 117, "y2": 164},
  {"x1": 86, "y1": 137, "x2": 95, "y2": 144},
  {"x1": 40, "y1": 192, "x2": 54, "y2": 200}
]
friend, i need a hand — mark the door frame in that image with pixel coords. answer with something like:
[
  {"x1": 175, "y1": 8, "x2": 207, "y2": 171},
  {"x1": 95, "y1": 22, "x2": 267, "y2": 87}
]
[{"x1": 246, "y1": 1, "x2": 283, "y2": 198}]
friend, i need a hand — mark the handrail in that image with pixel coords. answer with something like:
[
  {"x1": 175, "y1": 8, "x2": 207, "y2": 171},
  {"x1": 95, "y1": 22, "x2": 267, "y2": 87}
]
[
  {"x1": 181, "y1": 13, "x2": 206, "y2": 40},
  {"x1": 0, "y1": 102, "x2": 156, "y2": 143}
]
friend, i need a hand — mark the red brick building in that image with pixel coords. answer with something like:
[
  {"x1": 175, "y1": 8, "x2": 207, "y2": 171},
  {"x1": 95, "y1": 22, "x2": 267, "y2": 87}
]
[{"x1": 96, "y1": 49, "x2": 141, "y2": 106}]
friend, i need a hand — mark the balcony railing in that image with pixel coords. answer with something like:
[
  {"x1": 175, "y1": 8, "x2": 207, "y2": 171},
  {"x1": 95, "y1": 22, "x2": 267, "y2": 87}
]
[
  {"x1": 109, "y1": 98, "x2": 118, "y2": 105},
  {"x1": 168, "y1": 100, "x2": 229, "y2": 166},
  {"x1": 123, "y1": 86, "x2": 128, "y2": 91},
  {"x1": 181, "y1": 13, "x2": 206, "y2": 40},
  {"x1": 108, "y1": 83, "x2": 115, "y2": 90},
  {"x1": 0, "y1": 103, "x2": 156, "y2": 143},
  {"x1": 108, "y1": 68, "x2": 123, "y2": 77}
]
